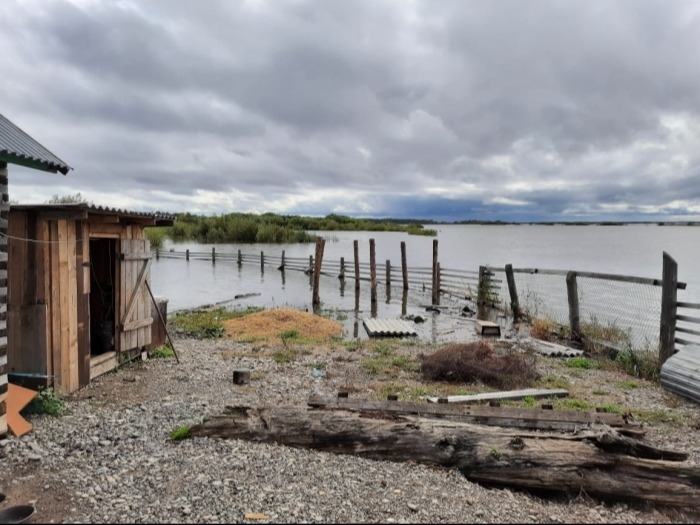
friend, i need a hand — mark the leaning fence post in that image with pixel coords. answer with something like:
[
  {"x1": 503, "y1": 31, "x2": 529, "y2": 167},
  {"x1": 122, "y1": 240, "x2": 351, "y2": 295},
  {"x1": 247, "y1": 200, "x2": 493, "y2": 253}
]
[
  {"x1": 369, "y1": 238, "x2": 377, "y2": 306},
  {"x1": 505, "y1": 264, "x2": 520, "y2": 321},
  {"x1": 432, "y1": 239, "x2": 439, "y2": 305},
  {"x1": 566, "y1": 271, "x2": 581, "y2": 342},
  {"x1": 401, "y1": 241, "x2": 408, "y2": 291},
  {"x1": 660, "y1": 252, "x2": 678, "y2": 365},
  {"x1": 312, "y1": 237, "x2": 325, "y2": 308}
]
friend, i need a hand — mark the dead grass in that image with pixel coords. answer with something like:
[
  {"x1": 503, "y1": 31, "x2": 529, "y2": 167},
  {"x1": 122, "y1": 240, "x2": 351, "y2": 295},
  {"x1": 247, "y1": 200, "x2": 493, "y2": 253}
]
[
  {"x1": 222, "y1": 308, "x2": 344, "y2": 344},
  {"x1": 420, "y1": 341, "x2": 539, "y2": 390}
]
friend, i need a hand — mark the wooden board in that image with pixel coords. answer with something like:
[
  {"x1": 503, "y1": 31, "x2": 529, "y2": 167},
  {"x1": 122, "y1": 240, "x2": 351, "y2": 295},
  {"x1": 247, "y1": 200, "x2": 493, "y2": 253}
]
[
  {"x1": 90, "y1": 351, "x2": 118, "y2": 380},
  {"x1": 308, "y1": 396, "x2": 642, "y2": 435},
  {"x1": 475, "y1": 319, "x2": 501, "y2": 336},
  {"x1": 7, "y1": 383, "x2": 37, "y2": 437},
  {"x1": 427, "y1": 388, "x2": 569, "y2": 404}
]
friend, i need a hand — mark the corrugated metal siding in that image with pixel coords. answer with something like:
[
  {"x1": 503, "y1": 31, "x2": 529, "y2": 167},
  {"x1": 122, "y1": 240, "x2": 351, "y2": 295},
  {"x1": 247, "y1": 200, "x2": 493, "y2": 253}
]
[
  {"x1": 363, "y1": 318, "x2": 417, "y2": 337},
  {"x1": 660, "y1": 345, "x2": 700, "y2": 403},
  {"x1": 11, "y1": 203, "x2": 175, "y2": 223},
  {"x1": 0, "y1": 114, "x2": 71, "y2": 174}
]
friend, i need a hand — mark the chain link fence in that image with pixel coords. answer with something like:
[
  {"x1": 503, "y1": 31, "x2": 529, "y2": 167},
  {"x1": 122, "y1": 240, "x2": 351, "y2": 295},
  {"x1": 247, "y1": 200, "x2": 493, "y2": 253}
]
[{"x1": 486, "y1": 267, "x2": 662, "y2": 352}]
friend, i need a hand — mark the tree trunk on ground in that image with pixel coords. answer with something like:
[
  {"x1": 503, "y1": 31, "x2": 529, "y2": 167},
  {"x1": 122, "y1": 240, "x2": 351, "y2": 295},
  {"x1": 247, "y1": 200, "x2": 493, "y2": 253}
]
[{"x1": 190, "y1": 405, "x2": 700, "y2": 509}]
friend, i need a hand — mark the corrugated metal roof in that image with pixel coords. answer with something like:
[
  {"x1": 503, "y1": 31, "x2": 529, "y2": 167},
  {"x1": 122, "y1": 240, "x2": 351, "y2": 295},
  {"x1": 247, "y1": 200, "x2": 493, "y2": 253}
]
[
  {"x1": 0, "y1": 114, "x2": 71, "y2": 175},
  {"x1": 363, "y1": 318, "x2": 418, "y2": 337},
  {"x1": 10, "y1": 203, "x2": 176, "y2": 225},
  {"x1": 660, "y1": 345, "x2": 700, "y2": 404}
]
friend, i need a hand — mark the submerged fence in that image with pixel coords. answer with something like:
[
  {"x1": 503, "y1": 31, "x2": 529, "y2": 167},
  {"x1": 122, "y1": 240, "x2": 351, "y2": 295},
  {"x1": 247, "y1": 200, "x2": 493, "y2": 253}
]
[{"x1": 156, "y1": 243, "x2": 691, "y2": 362}]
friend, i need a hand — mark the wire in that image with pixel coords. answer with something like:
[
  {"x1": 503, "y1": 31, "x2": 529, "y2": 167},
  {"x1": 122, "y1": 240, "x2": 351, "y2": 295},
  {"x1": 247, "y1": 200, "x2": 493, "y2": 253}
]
[{"x1": 0, "y1": 230, "x2": 78, "y2": 244}]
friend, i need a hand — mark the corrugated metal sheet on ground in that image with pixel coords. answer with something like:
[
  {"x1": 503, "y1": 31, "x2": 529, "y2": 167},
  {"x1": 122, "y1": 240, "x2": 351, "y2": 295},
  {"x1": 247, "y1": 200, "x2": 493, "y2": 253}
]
[
  {"x1": 661, "y1": 345, "x2": 700, "y2": 404},
  {"x1": 529, "y1": 339, "x2": 584, "y2": 358},
  {"x1": 363, "y1": 318, "x2": 417, "y2": 337}
]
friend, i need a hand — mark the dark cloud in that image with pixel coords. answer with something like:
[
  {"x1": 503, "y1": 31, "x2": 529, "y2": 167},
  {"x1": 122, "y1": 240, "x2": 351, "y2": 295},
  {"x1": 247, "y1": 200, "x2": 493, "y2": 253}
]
[{"x1": 1, "y1": 0, "x2": 699, "y2": 221}]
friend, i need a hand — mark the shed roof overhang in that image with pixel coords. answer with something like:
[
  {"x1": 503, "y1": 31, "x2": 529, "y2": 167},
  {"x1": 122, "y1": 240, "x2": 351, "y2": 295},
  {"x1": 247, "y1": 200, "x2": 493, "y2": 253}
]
[
  {"x1": 10, "y1": 203, "x2": 176, "y2": 227},
  {"x1": 0, "y1": 114, "x2": 72, "y2": 175}
]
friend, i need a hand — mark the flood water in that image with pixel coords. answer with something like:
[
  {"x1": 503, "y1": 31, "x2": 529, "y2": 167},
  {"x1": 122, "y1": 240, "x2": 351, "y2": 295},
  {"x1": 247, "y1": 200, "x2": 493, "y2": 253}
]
[{"x1": 149, "y1": 224, "x2": 700, "y2": 343}]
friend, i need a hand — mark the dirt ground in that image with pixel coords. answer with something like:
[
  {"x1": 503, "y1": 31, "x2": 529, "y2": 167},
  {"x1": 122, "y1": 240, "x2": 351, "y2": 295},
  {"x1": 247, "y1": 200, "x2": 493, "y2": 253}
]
[{"x1": 2, "y1": 308, "x2": 699, "y2": 523}]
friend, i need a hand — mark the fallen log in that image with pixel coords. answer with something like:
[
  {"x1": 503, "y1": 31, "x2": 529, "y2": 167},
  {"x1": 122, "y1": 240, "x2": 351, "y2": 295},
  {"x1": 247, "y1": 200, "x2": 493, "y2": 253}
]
[{"x1": 190, "y1": 405, "x2": 700, "y2": 509}]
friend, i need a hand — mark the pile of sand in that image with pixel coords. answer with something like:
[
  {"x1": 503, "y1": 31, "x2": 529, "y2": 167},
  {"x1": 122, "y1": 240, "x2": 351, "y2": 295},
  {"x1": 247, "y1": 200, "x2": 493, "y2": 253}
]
[{"x1": 222, "y1": 307, "x2": 344, "y2": 343}]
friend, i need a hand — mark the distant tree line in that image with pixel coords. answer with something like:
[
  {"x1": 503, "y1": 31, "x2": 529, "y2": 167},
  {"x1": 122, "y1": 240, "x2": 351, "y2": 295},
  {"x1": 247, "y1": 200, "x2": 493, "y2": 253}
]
[{"x1": 146, "y1": 212, "x2": 437, "y2": 246}]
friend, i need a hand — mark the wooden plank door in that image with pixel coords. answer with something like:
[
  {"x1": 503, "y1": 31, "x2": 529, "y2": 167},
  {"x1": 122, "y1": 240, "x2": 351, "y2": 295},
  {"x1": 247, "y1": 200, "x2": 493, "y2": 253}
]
[{"x1": 118, "y1": 239, "x2": 153, "y2": 353}]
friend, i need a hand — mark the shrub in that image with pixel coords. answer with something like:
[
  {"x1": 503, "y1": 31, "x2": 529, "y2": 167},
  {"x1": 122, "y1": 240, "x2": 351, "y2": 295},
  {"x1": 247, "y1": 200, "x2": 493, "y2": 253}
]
[
  {"x1": 530, "y1": 319, "x2": 554, "y2": 341},
  {"x1": 420, "y1": 341, "x2": 539, "y2": 389},
  {"x1": 615, "y1": 349, "x2": 660, "y2": 382},
  {"x1": 24, "y1": 388, "x2": 67, "y2": 417},
  {"x1": 565, "y1": 357, "x2": 594, "y2": 369},
  {"x1": 150, "y1": 345, "x2": 175, "y2": 359}
]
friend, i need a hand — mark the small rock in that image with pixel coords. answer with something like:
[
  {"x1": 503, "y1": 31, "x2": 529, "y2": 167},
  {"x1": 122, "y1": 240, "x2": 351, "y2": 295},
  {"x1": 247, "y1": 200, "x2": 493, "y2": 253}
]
[
  {"x1": 407, "y1": 503, "x2": 419, "y2": 512},
  {"x1": 27, "y1": 454, "x2": 42, "y2": 462}
]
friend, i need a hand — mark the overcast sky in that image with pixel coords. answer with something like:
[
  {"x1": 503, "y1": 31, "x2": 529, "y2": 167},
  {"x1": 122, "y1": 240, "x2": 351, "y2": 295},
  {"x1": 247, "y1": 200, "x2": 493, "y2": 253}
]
[{"x1": 2, "y1": 0, "x2": 700, "y2": 222}]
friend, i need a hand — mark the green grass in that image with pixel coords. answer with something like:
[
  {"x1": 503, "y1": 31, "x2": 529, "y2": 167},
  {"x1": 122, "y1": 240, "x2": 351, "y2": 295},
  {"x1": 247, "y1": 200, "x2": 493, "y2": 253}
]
[
  {"x1": 559, "y1": 399, "x2": 594, "y2": 411},
  {"x1": 619, "y1": 380, "x2": 639, "y2": 389},
  {"x1": 170, "y1": 307, "x2": 262, "y2": 339},
  {"x1": 522, "y1": 395, "x2": 537, "y2": 408},
  {"x1": 23, "y1": 388, "x2": 67, "y2": 417},
  {"x1": 272, "y1": 349, "x2": 295, "y2": 364},
  {"x1": 565, "y1": 357, "x2": 594, "y2": 369},
  {"x1": 633, "y1": 408, "x2": 683, "y2": 425},
  {"x1": 615, "y1": 349, "x2": 660, "y2": 382},
  {"x1": 536, "y1": 375, "x2": 571, "y2": 390},
  {"x1": 592, "y1": 389, "x2": 609, "y2": 395},
  {"x1": 170, "y1": 425, "x2": 192, "y2": 441},
  {"x1": 149, "y1": 345, "x2": 175, "y2": 359},
  {"x1": 599, "y1": 403, "x2": 624, "y2": 414}
]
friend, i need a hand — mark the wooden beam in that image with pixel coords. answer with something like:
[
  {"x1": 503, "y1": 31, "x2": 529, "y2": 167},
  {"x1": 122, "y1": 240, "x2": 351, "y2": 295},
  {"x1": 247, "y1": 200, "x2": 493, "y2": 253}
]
[
  {"x1": 427, "y1": 388, "x2": 569, "y2": 404},
  {"x1": 191, "y1": 405, "x2": 699, "y2": 509}
]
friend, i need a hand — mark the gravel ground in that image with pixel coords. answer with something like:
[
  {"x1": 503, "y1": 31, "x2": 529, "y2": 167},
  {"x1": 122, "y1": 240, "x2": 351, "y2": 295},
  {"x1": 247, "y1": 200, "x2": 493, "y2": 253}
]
[{"x1": 1, "y1": 331, "x2": 698, "y2": 524}]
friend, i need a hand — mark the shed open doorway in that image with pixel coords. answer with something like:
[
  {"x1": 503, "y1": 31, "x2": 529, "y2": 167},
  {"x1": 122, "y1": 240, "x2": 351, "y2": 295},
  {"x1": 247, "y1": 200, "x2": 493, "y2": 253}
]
[{"x1": 89, "y1": 238, "x2": 117, "y2": 357}]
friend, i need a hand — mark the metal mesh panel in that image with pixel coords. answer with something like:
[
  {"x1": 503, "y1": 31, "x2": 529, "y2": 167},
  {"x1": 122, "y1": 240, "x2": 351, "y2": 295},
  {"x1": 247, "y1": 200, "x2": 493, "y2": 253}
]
[
  {"x1": 488, "y1": 268, "x2": 662, "y2": 352},
  {"x1": 577, "y1": 277, "x2": 660, "y2": 351}
]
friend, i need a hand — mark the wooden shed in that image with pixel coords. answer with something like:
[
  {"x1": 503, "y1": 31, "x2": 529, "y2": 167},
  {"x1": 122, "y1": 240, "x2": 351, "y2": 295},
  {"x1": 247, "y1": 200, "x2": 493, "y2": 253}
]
[
  {"x1": 1, "y1": 112, "x2": 72, "y2": 437},
  {"x1": 7, "y1": 203, "x2": 174, "y2": 394}
]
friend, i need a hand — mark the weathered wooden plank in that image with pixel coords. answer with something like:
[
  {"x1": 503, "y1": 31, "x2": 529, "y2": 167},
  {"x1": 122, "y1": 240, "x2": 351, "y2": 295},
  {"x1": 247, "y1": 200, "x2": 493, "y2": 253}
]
[
  {"x1": 308, "y1": 396, "x2": 642, "y2": 434},
  {"x1": 427, "y1": 388, "x2": 569, "y2": 404},
  {"x1": 76, "y1": 221, "x2": 90, "y2": 388},
  {"x1": 67, "y1": 221, "x2": 79, "y2": 393},
  {"x1": 122, "y1": 317, "x2": 153, "y2": 332},
  {"x1": 49, "y1": 221, "x2": 61, "y2": 392},
  {"x1": 89, "y1": 351, "x2": 117, "y2": 380}
]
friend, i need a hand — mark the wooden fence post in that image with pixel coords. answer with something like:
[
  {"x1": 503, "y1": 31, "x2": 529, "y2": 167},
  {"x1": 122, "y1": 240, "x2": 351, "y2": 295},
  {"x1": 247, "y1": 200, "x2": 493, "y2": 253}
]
[
  {"x1": 237, "y1": 249, "x2": 242, "y2": 266},
  {"x1": 212, "y1": 247, "x2": 216, "y2": 264},
  {"x1": 354, "y1": 240, "x2": 360, "y2": 292},
  {"x1": 401, "y1": 241, "x2": 408, "y2": 291},
  {"x1": 477, "y1": 266, "x2": 487, "y2": 305},
  {"x1": 432, "y1": 239, "x2": 439, "y2": 305},
  {"x1": 505, "y1": 264, "x2": 520, "y2": 321},
  {"x1": 369, "y1": 239, "x2": 377, "y2": 306},
  {"x1": 312, "y1": 237, "x2": 325, "y2": 308},
  {"x1": 279, "y1": 250, "x2": 285, "y2": 271},
  {"x1": 339, "y1": 257, "x2": 345, "y2": 280},
  {"x1": 660, "y1": 252, "x2": 678, "y2": 365},
  {"x1": 1, "y1": 162, "x2": 8, "y2": 437},
  {"x1": 186, "y1": 249, "x2": 190, "y2": 261},
  {"x1": 261, "y1": 251, "x2": 264, "y2": 272},
  {"x1": 385, "y1": 260, "x2": 391, "y2": 288},
  {"x1": 566, "y1": 271, "x2": 581, "y2": 341},
  {"x1": 436, "y1": 262, "x2": 441, "y2": 306},
  {"x1": 155, "y1": 247, "x2": 160, "y2": 260}
]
